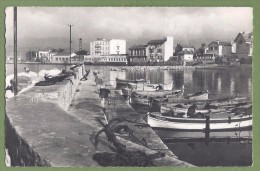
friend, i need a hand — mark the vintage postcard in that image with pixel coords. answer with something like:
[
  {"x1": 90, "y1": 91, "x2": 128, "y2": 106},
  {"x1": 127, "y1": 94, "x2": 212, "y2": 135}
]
[{"x1": 4, "y1": 6, "x2": 253, "y2": 167}]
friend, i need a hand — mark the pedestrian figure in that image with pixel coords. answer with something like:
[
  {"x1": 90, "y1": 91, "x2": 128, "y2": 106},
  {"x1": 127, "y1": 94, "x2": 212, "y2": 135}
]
[
  {"x1": 187, "y1": 104, "x2": 196, "y2": 118},
  {"x1": 24, "y1": 67, "x2": 30, "y2": 73}
]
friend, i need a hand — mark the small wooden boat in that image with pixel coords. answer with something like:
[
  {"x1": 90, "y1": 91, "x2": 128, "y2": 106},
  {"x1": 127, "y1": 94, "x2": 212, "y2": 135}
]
[
  {"x1": 116, "y1": 78, "x2": 146, "y2": 86},
  {"x1": 160, "y1": 105, "x2": 227, "y2": 117},
  {"x1": 147, "y1": 112, "x2": 252, "y2": 131},
  {"x1": 129, "y1": 90, "x2": 183, "y2": 106},
  {"x1": 186, "y1": 91, "x2": 208, "y2": 100},
  {"x1": 131, "y1": 89, "x2": 183, "y2": 99},
  {"x1": 130, "y1": 97, "x2": 151, "y2": 106},
  {"x1": 128, "y1": 81, "x2": 173, "y2": 91}
]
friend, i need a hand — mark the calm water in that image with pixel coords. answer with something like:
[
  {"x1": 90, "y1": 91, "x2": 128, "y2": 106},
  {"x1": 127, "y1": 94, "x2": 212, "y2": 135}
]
[
  {"x1": 6, "y1": 64, "x2": 252, "y2": 166},
  {"x1": 110, "y1": 67, "x2": 252, "y2": 98}
]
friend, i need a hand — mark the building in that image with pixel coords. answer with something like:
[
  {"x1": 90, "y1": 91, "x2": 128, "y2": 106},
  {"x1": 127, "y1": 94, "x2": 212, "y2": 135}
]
[
  {"x1": 37, "y1": 50, "x2": 57, "y2": 62},
  {"x1": 146, "y1": 36, "x2": 174, "y2": 63},
  {"x1": 51, "y1": 52, "x2": 78, "y2": 63},
  {"x1": 109, "y1": 39, "x2": 126, "y2": 55},
  {"x1": 84, "y1": 54, "x2": 127, "y2": 65},
  {"x1": 128, "y1": 45, "x2": 148, "y2": 65},
  {"x1": 90, "y1": 38, "x2": 126, "y2": 56},
  {"x1": 233, "y1": 32, "x2": 253, "y2": 58},
  {"x1": 178, "y1": 50, "x2": 194, "y2": 62},
  {"x1": 175, "y1": 44, "x2": 195, "y2": 54},
  {"x1": 203, "y1": 41, "x2": 232, "y2": 59}
]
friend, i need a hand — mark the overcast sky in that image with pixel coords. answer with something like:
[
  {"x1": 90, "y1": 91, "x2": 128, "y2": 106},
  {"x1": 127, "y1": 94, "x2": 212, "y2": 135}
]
[{"x1": 5, "y1": 7, "x2": 252, "y2": 54}]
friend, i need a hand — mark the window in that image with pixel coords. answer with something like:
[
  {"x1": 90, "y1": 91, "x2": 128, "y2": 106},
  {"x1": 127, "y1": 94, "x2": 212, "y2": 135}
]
[
  {"x1": 149, "y1": 49, "x2": 154, "y2": 53},
  {"x1": 157, "y1": 49, "x2": 162, "y2": 53}
]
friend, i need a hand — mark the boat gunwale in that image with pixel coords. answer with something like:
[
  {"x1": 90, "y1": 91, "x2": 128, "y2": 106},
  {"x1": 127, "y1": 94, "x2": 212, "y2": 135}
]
[{"x1": 148, "y1": 112, "x2": 252, "y2": 123}]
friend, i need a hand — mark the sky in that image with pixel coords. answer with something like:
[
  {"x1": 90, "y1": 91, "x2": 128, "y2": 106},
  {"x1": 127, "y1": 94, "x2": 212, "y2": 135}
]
[{"x1": 5, "y1": 7, "x2": 253, "y2": 55}]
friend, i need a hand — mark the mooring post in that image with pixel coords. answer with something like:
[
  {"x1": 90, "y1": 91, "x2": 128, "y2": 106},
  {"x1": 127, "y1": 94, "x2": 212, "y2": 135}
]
[
  {"x1": 13, "y1": 7, "x2": 18, "y2": 95},
  {"x1": 205, "y1": 115, "x2": 210, "y2": 145}
]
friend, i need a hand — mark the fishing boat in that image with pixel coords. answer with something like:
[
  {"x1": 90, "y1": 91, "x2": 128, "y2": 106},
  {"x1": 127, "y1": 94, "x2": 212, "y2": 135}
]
[
  {"x1": 186, "y1": 91, "x2": 209, "y2": 100},
  {"x1": 147, "y1": 112, "x2": 252, "y2": 131},
  {"x1": 116, "y1": 78, "x2": 146, "y2": 86},
  {"x1": 152, "y1": 94, "x2": 241, "y2": 107},
  {"x1": 129, "y1": 90, "x2": 183, "y2": 106},
  {"x1": 131, "y1": 89, "x2": 183, "y2": 99},
  {"x1": 129, "y1": 81, "x2": 174, "y2": 91}
]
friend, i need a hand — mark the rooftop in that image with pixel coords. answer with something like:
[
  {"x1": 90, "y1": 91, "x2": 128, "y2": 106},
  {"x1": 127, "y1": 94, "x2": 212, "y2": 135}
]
[
  {"x1": 208, "y1": 41, "x2": 232, "y2": 46},
  {"x1": 129, "y1": 45, "x2": 147, "y2": 50},
  {"x1": 147, "y1": 39, "x2": 167, "y2": 45},
  {"x1": 241, "y1": 32, "x2": 253, "y2": 42},
  {"x1": 53, "y1": 52, "x2": 76, "y2": 57},
  {"x1": 178, "y1": 50, "x2": 194, "y2": 55},
  {"x1": 180, "y1": 44, "x2": 195, "y2": 49}
]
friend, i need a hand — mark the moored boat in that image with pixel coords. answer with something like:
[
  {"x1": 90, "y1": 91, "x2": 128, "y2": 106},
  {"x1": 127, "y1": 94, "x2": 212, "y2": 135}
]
[
  {"x1": 186, "y1": 91, "x2": 209, "y2": 100},
  {"x1": 128, "y1": 81, "x2": 174, "y2": 91},
  {"x1": 116, "y1": 78, "x2": 146, "y2": 86},
  {"x1": 147, "y1": 112, "x2": 252, "y2": 131}
]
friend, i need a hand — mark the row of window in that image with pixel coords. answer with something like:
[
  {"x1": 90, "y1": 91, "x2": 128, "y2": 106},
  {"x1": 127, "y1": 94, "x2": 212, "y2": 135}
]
[
  {"x1": 209, "y1": 46, "x2": 218, "y2": 51},
  {"x1": 149, "y1": 48, "x2": 162, "y2": 53},
  {"x1": 55, "y1": 57, "x2": 69, "y2": 61},
  {"x1": 85, "y1": 58, "x2": 127, "y2": 62},
  {"x1": 130, "y1": 50, "x2": 146, "y2": 56}
]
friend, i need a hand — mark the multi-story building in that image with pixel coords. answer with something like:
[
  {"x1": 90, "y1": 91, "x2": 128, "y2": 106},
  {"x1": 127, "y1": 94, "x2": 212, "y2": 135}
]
[
  {"x1": 128, "y1": 45, "x2": 148, "y2": 65},
  {"x1": 233, "y1": 32, "x2": 253, "y2": 58},
  {"x1": 90, "y1": 38, "x2": 110, "y2": 56},
  {"x1": 109, "y1": 39, "x2": 126, "y2": 55},
  {"x1": 204, "y1": 41, "x2": 232, "y2": 59},
  {"x1": 90, "y1": 38, "x2": 126, "y2": 56},
  {"x1": 146, "y1": 36, "x2": 174, "y2": 63}
]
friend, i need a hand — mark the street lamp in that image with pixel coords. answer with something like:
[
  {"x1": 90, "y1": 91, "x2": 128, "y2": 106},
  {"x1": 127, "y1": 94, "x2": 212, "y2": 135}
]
[{"x1": 68, "y1": 24, "x2": 73, "y2": 65}]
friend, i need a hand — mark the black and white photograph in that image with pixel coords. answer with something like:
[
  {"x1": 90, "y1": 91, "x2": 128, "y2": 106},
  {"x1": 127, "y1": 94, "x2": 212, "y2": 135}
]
[{"x1": 5, "y1": 7, "x2": 252, "y2": 167}]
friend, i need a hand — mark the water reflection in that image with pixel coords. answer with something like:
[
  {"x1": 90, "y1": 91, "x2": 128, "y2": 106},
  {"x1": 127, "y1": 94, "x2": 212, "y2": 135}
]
[{"x1": 111, "y1": 68, "x2": 252, "y2": 98}]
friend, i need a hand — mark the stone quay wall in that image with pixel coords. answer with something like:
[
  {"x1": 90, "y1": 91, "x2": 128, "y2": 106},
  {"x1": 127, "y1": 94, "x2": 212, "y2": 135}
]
[{"x1": 5, "y1": 65, "x2": 85, "y2": 166}]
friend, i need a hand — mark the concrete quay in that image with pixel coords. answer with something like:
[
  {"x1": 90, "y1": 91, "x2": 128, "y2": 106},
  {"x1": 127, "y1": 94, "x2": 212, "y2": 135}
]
[{"x1": 5, "y1": 66, "x2": 193, "y2": 167}]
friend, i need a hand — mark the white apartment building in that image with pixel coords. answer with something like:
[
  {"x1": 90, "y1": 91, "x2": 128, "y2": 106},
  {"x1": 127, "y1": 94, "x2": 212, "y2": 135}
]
[
  {"x1": 109, "y1": 39, "x2": 126, "y2": 55},
  {"x1": 90, "y1": 38, "x2": 126, "y2": 56}
]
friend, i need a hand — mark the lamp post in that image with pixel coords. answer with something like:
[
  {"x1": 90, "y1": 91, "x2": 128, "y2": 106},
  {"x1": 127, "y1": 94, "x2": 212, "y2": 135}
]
[
  {"x1": 13, "y1": 7, "x2": 18, "y2": 95},
  {"x1": 68, "y1": 24, "x2": 73, "y2": 65}
]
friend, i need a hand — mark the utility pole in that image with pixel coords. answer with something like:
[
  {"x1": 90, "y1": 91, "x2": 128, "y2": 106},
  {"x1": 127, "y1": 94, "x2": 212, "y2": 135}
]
[
  {"x1": 79, "y1": 38, "x2": 82, "y2": 51},
  {"x1": 13, "y1": 7, "x2": 18, "y2": 95},
  {"x1": 68, "y1": 24, "x2": 73, "y2": 65}
]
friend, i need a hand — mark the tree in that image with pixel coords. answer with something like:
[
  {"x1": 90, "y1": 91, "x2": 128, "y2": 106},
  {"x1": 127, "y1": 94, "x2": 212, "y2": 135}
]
[
  {"x1": 25, "y1": 51, "x2": 36, "y2": 62},
  {"x1": 75, "y1": 50, "x2": 88, "y2": 55},
  {"x1": 173, "y1": 44, "x2": 182, "y2": 56},
  {"x1": 195, "y1": 43, "x2": 206, "y2": 58},
  {"x1": 50, "y1": 48, "x2": 65, "y2": 53}
]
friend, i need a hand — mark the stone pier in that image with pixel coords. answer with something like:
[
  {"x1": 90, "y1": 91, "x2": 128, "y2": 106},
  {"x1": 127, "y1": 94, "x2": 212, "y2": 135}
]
[{"x1": 5, "y1": 66, "x2": 193, "y2": 167}]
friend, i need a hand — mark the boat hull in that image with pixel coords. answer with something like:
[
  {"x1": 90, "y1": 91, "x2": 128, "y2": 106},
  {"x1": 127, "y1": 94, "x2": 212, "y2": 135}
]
[
  {"x1": 116, "y1": 78, "x2": 146, "y2": 85},
  {"x1": 187, "y1": 92, "x2": 209, "y2": 100},
  {"x1": 148, "y1": 112, "x2": 252, "y2": 131}
]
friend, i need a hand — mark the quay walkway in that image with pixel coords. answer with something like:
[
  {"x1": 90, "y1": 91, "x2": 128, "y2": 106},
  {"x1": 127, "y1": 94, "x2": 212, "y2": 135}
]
[{"x1": 5, "y1": 66, "x2": 193, "y2": 167}]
